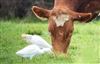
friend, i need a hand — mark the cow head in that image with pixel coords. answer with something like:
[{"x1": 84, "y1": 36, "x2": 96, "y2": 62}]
[
  {"x1": 32, "y1": 6, "x2": 74, "y2": 53},
  {"x1": 32, "y1": 4, "x2": 92, "y2": 53}
]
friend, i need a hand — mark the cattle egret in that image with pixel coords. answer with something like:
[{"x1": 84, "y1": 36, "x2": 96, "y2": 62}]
[
  {"x1": 21, "y1": 34, "x2": 52, "y2": 49},
  {"x1": 16, "y1": 45, "x2": 41, "y2": 59},
  {"x1": 41, "y1": 48, "x2": 53, "y2": 54},
  {"x1": 16, "y1": 44, "x2": 52, "y2": 59},
  {"x1": 16, "y1": 34, "x2": 52, "y2": 59}
]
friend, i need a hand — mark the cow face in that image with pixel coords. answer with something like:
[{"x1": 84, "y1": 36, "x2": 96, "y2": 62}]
[
  {"x1": 48, "y1": 10, "x2": 74, "y2": 53},
  {"x1": 32, "y1": 6, "x2": 74, "y2": 53}
]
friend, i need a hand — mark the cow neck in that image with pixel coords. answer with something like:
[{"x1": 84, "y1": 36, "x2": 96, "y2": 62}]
[{"x1": 54, "y1": 0, "x2": 67, "y2": 7}]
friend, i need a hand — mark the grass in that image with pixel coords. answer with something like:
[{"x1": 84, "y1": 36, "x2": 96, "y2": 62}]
[{"x1": 0, "y1": 18, "x2": 100, "y2": 64}]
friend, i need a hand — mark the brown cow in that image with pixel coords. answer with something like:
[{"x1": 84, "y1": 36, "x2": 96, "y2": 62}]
[{"x1": 32, "y1": 0, "x2": 100, "y2": 53}]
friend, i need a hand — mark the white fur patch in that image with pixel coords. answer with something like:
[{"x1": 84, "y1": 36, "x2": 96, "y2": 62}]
[{"x1": 53, "y1": 14, "x2": 69, "y2": 27}]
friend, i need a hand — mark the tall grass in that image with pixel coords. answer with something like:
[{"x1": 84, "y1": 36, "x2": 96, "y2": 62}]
[{"x1": 0, "y1": 19, "x2": 100, "y2": 64}]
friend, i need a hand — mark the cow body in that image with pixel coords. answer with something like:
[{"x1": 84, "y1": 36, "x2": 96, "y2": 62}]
[{"x1": 32, "y1": 0, "x2": 100, "y2": 53}]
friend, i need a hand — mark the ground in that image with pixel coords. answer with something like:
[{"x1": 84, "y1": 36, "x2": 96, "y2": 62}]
[{"x1": 0, "y1": 18, "x2": 100, "y2": 64}]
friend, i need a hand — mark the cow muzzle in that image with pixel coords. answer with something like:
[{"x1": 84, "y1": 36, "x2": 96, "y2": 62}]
[{"x1": 49, "y1": 20, "x2": 74, "y2": 53}]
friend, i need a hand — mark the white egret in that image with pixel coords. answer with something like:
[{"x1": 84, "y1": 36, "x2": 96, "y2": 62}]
[
  {"x1": 21, "y1": 34, "x2": 52, "y2": 49},
  {"x1": 16, "y1": 44, "x2": 42, "y2": 59},
  {"x1": 16, "y1": 34, "x2": 53, "y2": 59}
]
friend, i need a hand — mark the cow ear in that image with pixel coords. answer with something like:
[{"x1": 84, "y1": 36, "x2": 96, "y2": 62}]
[{"x1": 32, "y1": 6, "x2": 50, "y2": 20}]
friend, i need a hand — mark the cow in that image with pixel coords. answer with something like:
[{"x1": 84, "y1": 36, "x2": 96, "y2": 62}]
[{"x1": 32, "y1": 0, "x2": 100, "y2": 53}]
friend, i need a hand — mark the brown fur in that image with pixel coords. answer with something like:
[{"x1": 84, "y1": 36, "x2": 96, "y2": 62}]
[{"x1": 32, "y1": 0, "x2": 100, "y2": 53}]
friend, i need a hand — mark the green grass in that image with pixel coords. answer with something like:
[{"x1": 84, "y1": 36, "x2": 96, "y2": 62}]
[{"x1": 0, "y1": 19, "x2": 100, "y2": 64}]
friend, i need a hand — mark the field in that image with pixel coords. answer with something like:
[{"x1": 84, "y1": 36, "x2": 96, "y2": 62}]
[{"x1": 0, "y1": 18, "x2": 100, "y2": 64}]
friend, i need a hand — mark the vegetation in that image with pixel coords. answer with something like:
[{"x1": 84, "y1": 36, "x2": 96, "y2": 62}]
[
  {"x1": 0, "y1": 18, "x2": 100, "y2": 64},
  {"x1": 0, "y1": 0, "x2": 53, "y2": 18}
]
